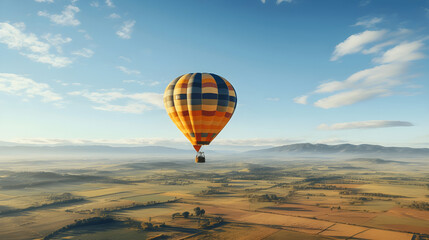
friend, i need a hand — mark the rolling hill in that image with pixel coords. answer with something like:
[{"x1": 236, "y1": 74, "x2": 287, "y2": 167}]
[{"x1": 246, "y1": 143, "x2": 429, "y2": 157}]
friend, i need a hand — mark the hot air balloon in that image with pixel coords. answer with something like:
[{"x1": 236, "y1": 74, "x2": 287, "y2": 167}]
[{"x1": 164, "y1": 73, "x2": 237, "y2": 163}]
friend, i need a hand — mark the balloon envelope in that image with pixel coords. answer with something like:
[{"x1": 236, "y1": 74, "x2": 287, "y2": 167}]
[{"x1": 164, "y1": 73, "x2": 237, "y2": 152}]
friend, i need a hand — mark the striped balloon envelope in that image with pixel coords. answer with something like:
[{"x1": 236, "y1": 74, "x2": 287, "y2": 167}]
[{"x1": 164, "y1": 73, "x2": 237, "y2": 152}]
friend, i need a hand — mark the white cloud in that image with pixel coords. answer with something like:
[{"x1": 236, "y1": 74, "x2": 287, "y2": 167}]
[
  {"x1": 23, "y1": 53, "x2": 72, "y2": 67},
  {"x1": 0, "y1": 22, "x2": 72, "y2": 67},
  {"x1": 298, "y1": 24, "x2": 425, "y2": 109},
  {"x1": 308, "y1": 62, "x2": 416, "y2": 108},
  {"x1": 362, "y1": 41, "x2": 395, "y2": 54},
  {"x1": 293, "y1": 95, "x2": 308, "y2": 104},
  {"x1": 109, "y1": 13, "x2": 120, "y2": 19},
  {"x1": 38, "y1": 5, "x2": 80, "y2": 26},
  {"x1": 123, "y1": 80, "x2": 159, "y2": 86},
  {"x1": 277, "y1": 0, "x2": 292, "y2": 4},
  {"x1": 318, "y1": 120, "x2": 413, "y2": 130},
  {"x1": 35, "y1": 0, "x2": 54, "y2": 3},
  {"x1": 116, "y1": 20, "x2": 135, "y2": 39},
  {"x1": 331, "y1": 30, "x2": 386, "y2": 61},
  {"x1": 315, "y1": 63, "x2": 406, "y2": 94},
  {"x1": 117, "y1": 66, "x2": 140, "y2": 75},
  {"x1": 68, "y1": 89, "x2": 163, "y2": 114},
  {"x1": 78, "y1": 29, "x2": 92, "y2": 40},
  {"x1": 394, "y1": 28, "x2": 413, "y2": 36},
  {"x1": 93, "y1": 103, "x2": 151, "y2": 113},
  {"x1": 123, "y1": 80, "x2": 143, "y2": 84},
  {"x1": 90, "y1": 1, "x2": 99, "y2": 7},
  {"x1": 314, "y1": 88, "x2": 388, "y2": 109},
  {"x1": 42, "y1": 33, "x2": 72, "y2": 53},
  {"x1": 354, "y1": 17, "x2": 382, "y2": 28},
  {"x1": 72, "y1": 48, "x2": 94, "y2": 58},
  {"x1": 375, "y1": 41, "x2": 425, "y2": 64},
  {"x1": 0, "y1": 22, "x2": 49, "y2": 53},
  {"x1": 55, "y1": 79, "x2": 81, "y2": 86},
  {"x1": 0, "y1": 73, "x2": 62, "y2": 103},
  {"x1": 106, "y1": 0, "x2": 115, "y2": 7},
  {"x1": 119, "y1": 56, "x2": 131, "y2": 62},
  {"x1": 261, "y1": 0, "x2": 292, "y2": 4}
]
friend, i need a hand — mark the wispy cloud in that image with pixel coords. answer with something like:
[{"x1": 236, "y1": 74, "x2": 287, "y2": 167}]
[
  {"x1": 119, "y1": 56, "x2": 131, "y2": 62},
  {"x1": 23, "y1": 53, "x2": 72, "y2": 67},
  {"x1": 0, "y1": 73, "x2": 62, "y2": 103},
  {"x1": 123, "y1": 80, "x2": 159, "y2": 86},
  {"x1": 78, "y1": 29, "x2": 92, "y2": 40},
  {"x1": 42, "y1": 33, "x2": 72, "y2": 53},
  {"x1": 331, "y1": 30, "x2": 386, "y2": 61},
  {"x1": 277, "y1": 0, "x2": 292, "y2": 4},
  {"x1": 261, "y1": 0, "x2": 292, "y2": 4},
  {"x1": 90, "y1": 1, "x2": 99, "y2": 7},
  {"x1": 35, "y1": 0, "x2": 54, "y2": 3},
  {"x1": 354, "y1": 17, "x2": 382, "y2": 28},
  {"x1": 295, "y1": 22, "x2": 426, "y2": 109},
  {"x1": 318, "y1": 120, "x2": 413, "y2": 130},
  {"x1": 0, "y1": 22, "x2": 72, "y2": 67},
  {"x1": 38, "y1": 5, "x2": 80, "y2": 26},
  {"x1": 68, "y1": 89, "x2": 163, "y2": 114},
  {"x1": 310, "y1": 62, "x2": 411, "y2": 109},
  {"x1": 293, "y1": 95, "x2": 308, "y2": 104},
  {"x1": 116, "y1": 20, "x2": 135, "y2": 39},
  {"x1": 362, "y1": 41, "x2": 395, "y2": 54},
  {"x1": 106, "y1": 0, "x2": 115, "y2": 7},
  {"x1": 54, "y1": 79, "x2": 81, "y2": 87},
  {"x1": 72, "y1": 48, "x2": 94, "y2": 58},
  {"x1": 314, "y1": 63, "x2": 406, "y2": 94},
  {"x1": 0, "y1": 22, "x2": 49, "y2": 53},
  {"x1": 108, "y1": 13, "x2": 120, "y2": 19},
  {"x1": 374, "y1": 41, "x2": 424, "y2": 64},
  {"x1": 314, "y1": 88, "x2": 389, "y2": 109},
  {"x1": 117, "y1": 66, "x2": 140, "y2": 75},
  {"x1": 266, "y1": 97, "x2": 280, "y2": 101}
]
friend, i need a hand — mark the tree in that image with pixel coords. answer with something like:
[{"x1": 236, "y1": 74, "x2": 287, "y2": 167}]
[
  {"x1": 194, "y1": 207, "x2": 201, "y2": 216},
  {"x1": 182, "y1": 211, "x2": 190, "y2": 218},
  {"x1": 200, "y1": 209, "x2": 205, "y2": 216}
]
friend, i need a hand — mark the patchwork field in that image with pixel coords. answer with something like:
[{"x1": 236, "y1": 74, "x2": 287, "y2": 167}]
[{"x1": 0, "y1": 157, "x2": 428, "y2": 239}]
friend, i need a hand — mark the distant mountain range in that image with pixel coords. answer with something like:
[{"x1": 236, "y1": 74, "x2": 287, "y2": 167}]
[
  {"x1": 0, "y1": 143, "x2": 428, "y2": 159},
  {"x1": 247, "y1": 143, "x2": 429, "y2": 157}
]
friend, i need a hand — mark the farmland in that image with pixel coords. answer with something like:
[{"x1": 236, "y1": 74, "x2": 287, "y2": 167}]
[{"x1": 0, "y1": 156, "x2": 428, "y2": 240}]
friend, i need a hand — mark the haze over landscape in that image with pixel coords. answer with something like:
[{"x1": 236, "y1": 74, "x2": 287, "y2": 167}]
[{"x1": 1, "y1": 0, "x2": 429, "y2": 240}]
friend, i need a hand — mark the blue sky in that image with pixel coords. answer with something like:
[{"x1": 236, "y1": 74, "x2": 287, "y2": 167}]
[{"x1": 0, "y1": 0, "x2": 428, "y2": 150}]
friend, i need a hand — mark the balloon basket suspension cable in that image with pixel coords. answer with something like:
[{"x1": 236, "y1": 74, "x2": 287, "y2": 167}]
[{"x1": 195, "y1": 151, "x2": 205, "y2": 163}]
